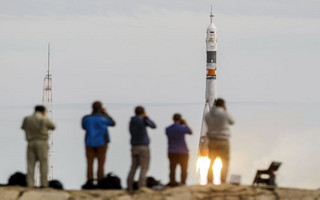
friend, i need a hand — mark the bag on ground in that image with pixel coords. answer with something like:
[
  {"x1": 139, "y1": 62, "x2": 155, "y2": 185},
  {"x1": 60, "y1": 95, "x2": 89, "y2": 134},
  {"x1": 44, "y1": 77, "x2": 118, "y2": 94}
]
[
  {"x1": 8, "y1": 172, "x2": 27, "y2": 186},
  {"x1": 49, "y1": 179, "x2": 64, "y2": 190},
  {"x1": 97, "y1": 173, "x2": 122, "y2": 189}
]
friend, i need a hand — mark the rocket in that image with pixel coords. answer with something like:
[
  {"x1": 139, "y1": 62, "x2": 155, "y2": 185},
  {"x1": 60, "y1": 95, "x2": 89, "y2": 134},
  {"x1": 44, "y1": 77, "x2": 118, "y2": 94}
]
[{"x1": 198, "y1": 8, "x2": 218, "y2": 156}]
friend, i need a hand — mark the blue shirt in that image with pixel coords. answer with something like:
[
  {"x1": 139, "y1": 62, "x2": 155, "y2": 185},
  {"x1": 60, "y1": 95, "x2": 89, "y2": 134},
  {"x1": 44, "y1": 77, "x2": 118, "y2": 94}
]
[
  {"x1": 82, "y1": 111, "x2": 115, "y2": 147},
  {"x1": 129, "y1": 116, "x2": 156, "y2": 146},
  {"x1": 166, "y1": 124, "x2": 192, "y2": 154}
]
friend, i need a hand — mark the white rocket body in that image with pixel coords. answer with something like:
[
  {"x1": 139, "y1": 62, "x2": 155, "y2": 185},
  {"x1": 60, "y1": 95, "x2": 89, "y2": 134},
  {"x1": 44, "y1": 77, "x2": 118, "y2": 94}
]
[
  {"x1": 198, "y1": 11, "x2": 218, "y2": 156},
  {"x1": 205, "y1": 22, "x2": 217, "y2": 106}
]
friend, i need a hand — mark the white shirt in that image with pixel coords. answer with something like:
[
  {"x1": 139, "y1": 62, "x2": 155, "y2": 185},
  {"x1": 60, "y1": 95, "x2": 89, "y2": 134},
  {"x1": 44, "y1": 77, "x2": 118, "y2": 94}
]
[{"x1": 205, "y1": 107, "x2": 235, "y2": 140}]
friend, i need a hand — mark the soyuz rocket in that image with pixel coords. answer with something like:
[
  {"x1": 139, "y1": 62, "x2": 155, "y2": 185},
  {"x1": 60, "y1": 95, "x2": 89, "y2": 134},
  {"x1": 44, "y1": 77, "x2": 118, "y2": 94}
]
[{"x1": 198, "y1": 8, "x2": 218, "y2": 156}]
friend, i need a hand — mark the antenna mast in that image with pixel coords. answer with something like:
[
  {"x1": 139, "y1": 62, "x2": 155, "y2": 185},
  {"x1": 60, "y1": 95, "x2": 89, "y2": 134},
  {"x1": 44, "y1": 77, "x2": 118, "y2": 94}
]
[{"x1": 47, "y1": 43, "x2": 50, "y2": 76}]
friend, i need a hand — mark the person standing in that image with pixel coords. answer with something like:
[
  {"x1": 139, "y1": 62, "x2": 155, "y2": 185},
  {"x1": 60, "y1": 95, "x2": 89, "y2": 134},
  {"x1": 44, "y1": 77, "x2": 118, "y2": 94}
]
[
  {"x1": 165, "y1": 113, "x2": 192, "y2": 186},
  {"x1": 82, "y1": 101, "x2": 116, "y2": 183},
  {"x1": 205, "y1": 98, "x2": 234, "y2": 183},
  {"x1": 127, "y1": 106, "x2": 156, "y2": 191},
  {"x1": 21, "y1": 105, "x2": 56, "y2": 187}
]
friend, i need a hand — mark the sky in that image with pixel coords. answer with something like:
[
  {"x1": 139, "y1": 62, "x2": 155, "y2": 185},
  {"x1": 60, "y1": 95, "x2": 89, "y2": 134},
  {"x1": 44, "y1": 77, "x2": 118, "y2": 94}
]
[
  {"x1": 0, "y1": 0, "x2": 319, "y2": 106},
  {"x1": 0, "y1": 0, "x2": 320, "y2": 189}
]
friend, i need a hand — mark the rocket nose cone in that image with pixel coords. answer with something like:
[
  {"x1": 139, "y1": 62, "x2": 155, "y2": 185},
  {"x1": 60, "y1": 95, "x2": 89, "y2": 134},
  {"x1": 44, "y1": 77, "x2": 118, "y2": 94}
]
[
  {"x1": 207, "y1": 23, "x2": 216, "y2": 32},
  {"x1": 208, "y1": 23, "x2": 215, "y2": 27}
]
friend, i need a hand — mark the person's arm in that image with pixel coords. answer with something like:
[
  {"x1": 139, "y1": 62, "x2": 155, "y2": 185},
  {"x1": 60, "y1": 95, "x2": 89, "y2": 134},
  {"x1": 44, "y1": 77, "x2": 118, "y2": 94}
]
[
  {"x1": 181, "y1": 119, "x2": 192, "y2": 135},
  {"x1": 105, "y1": 113, "x2": 116, "y2": 127},
  {"x1": 184, "y1": 125, "x2": 192, "y2": 135},
  {"x1": 21, "y1": 117, "x2": 27, "y2": 130},
  {"x1": 129, "y1": 119, "x2": 134, "y2": 135},
  {"x1": 81, "y1": 116, "x2": 86, "y2": 130},
  {"x1": 45, "y1": 118, "x2": 56, "y2": 130},
  {"x1": 144, "y1": 117, "x2": 156, "y2": 129},
  {"x1": 165, "y1": 127, "x2": 168, "y2": 136},
  {"x1": 227, "y1": 113, "x2": 235, "y2": 125},
  {"x1": 102, "y1": 108, "x2": 116, "y2": 127}
]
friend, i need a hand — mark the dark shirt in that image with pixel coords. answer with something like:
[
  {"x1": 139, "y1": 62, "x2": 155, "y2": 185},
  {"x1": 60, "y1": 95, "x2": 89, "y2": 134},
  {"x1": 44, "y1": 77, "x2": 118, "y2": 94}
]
[
  {"x1": 82, "y1": 110, "x2": 115, "y2": 147},
  {"x1": 129, "y1": 116, "x2": 156, "y2": 146},
  {"x1": 166, "y1": 124, "x2": 192, "y2": 154}
]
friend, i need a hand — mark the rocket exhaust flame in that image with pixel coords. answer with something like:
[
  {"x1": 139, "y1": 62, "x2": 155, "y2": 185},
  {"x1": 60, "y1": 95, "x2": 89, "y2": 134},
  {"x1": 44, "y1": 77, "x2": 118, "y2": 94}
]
[
  {"x1": 196, "y1": 156, "x2": 211, "y2": 185},
  {"x1": 213, "y1": 157, "x2": 223, "y2": 185},
  {"x1": 196, "y1": 136, "x2": 210, "y2": 185},
  {"x1": 196, "y1": 157, "x2": 223, "y2": 185}
]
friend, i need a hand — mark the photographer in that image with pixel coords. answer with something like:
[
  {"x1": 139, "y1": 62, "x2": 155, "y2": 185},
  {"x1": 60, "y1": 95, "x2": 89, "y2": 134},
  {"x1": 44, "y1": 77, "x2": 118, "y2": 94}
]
[
  {"x1": 205, "y1": 98, "x2": 234, "y2": 183},
  {"x1": 165, "y1": 113, "x2": 192, "y2": 186},
  {"x1": 22, "y1": 105, "x2": 56, "y2": 187},
  {"x1": 127, "y1": 106, "x2": 156, "y2": 191},
  {"x1": 81, "y1": 101, "x2": 116, "y2": 184}
]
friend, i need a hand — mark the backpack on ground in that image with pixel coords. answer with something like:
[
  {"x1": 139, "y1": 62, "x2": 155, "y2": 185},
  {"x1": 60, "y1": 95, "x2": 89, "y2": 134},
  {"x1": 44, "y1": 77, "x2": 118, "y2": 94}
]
[
  {"x1": 147, "y1": 176, "x2": 165, "y2": 190},
  {"x1": 8, "y1": 172, "x2": 27, "y2": 186},
  {"x1": 97, "y1": 173, "x2": 122, "y2": 189},
  {"x1": 147, "y1": 176, "x2": 160, "y2": 188},
  {"x1": 49, "y1": 179, "x2": 64, "y2": 190},
  {"x1": 133, "y1": 176, "x2": 164, "y2": 190}
]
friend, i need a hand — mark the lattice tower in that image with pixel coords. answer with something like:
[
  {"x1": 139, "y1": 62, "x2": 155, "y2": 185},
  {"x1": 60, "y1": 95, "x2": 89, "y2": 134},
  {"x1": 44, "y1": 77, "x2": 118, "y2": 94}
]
[{"x1": 36, "y1": 43, "x2": 54, "y2": 186}]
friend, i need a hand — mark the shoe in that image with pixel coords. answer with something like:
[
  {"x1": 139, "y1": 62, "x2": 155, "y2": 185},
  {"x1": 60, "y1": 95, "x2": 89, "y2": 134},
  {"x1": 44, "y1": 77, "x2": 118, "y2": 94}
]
[{"x1": 166, "y1": 181, "x2": 179, "y2": 187}]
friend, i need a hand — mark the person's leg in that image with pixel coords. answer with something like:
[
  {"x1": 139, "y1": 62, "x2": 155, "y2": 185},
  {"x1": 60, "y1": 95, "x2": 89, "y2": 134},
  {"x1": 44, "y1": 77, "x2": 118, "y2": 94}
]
[
  {"x1": 219, "y1": 140, "x2": 230, "y2": 183},
  {"x1": 97, "y1": 145, "x2": 108, "y2": 181},
  {"x1": 138, "y1": 146, "x2": 149, "y2": 188},
  {"x1": 209, "y1": 139, "x2": 230, "y2": 183},
  {"x1": 37, "y1": 140, "x2": 48, "y2": 187},
  {"x1": 180, "y1": 153, "x2": 189, "y2": 185},
  {"x1": 207, "y1": 139, "x2": 216, "y2": 184},
  {"x1": 26, "y1": 142, "x2": 36, "y2": 187},
  {"x1": 86, "y1": 146, "x2": 95, "y2": 181},
  {"x1": 127, "y1": 146, "x2": 139, "y2": 191},
  {"x1": 168, "y1": 153, "x2": 178, "y2": 184}
]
